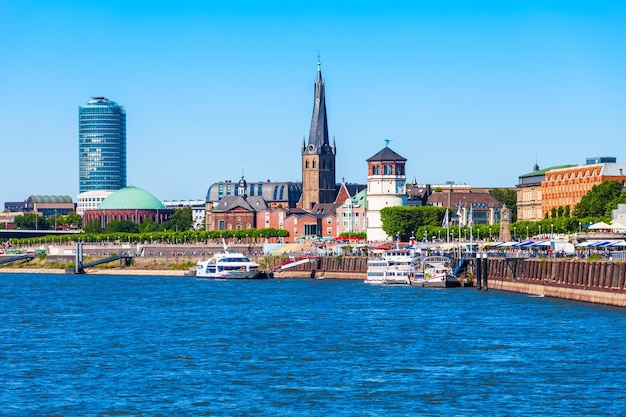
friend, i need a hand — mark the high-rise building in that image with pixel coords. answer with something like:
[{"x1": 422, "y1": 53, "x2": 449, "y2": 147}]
[
  {"x1": 78, "y1": 97, "x2": 127, "y2": 193},
  {"x1": 301, "y1": 60, "x2": 336, "y2": 211}
]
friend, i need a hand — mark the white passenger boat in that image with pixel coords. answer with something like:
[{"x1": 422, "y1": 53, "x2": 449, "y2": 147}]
[
  {"x1": 410, "y1": 256, "x2": 461, "y2": 288},
  {"x1": 365, "y1": 248, "x2": 414, "y2": 285},
  {"x1": 196, "y1": 243, "x2": 266, "y2": 279}
]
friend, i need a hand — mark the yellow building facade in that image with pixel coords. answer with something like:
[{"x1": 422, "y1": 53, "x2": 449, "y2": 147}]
[{"x1": 541, "y1": 163, "x2": 626, "y2": 216}]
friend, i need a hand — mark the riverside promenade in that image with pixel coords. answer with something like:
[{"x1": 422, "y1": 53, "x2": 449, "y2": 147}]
[{"x1": 3, "y1": 243, "x2": 626, "y2": 307}]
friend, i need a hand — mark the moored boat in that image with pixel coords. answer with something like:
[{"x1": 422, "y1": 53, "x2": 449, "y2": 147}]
[
  {"x1": 196, "y1": 242, "x2": 267, "y2": 279},
  {"x1": 365, "y1": 248, "x2": 414, "y2": 285},
  {"x1": 410, "y1": 256, "x2": 462, "y2": 288}
]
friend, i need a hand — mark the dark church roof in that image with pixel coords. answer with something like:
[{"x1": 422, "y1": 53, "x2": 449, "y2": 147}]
[
  {"x1": 367, "y1": 146, "x2": 407, "y2": 162},
  {"x1": 302, "y1": 60, "x2": 334, "y2": 156},
  {"x1": 427, "y1": 192, "x2": 501, "y2": 209},
  {"x1": 212, "y1": 196, "x2": 268, "y2": 213},
  {"x1": 206, "y1": 181, "x2": 301, "y2": 207},
  {"x1": 310, "y1": 203, "x2": 342, "y2": 216}
]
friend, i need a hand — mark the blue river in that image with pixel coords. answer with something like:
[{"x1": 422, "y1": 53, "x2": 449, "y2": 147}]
[{"x1": 1, "y1": 273, "x2": 625, "y2": 416}]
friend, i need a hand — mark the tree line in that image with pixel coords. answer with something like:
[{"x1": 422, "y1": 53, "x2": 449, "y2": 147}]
[{"x1": 381, "y1": 180, "x2": 626, "y2": 241}]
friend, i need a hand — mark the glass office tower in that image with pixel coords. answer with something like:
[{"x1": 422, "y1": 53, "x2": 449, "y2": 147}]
[{"x1": 78, "y1": 97, "x2": 127, "y2": 193}]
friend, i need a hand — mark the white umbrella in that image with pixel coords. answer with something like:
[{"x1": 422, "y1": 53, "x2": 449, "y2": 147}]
[
  {"x1": 588, "y1": 221, "x2": 611, "y2": 230},
  {"x1": 610, "y1": 222, "x2": 626, "y2": 231}
]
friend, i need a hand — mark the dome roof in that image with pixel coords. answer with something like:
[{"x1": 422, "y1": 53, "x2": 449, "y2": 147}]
[{"x1": 98, "y1": 186, "x2": 166, "y2": 210}]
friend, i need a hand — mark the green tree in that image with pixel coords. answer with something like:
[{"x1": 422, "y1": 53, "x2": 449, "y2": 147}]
[
  {"x1": 66, "y1": 212, "x2": 83, "y2": 227},
  {"x1": 551, "y1": 207, "x2": 557, "y2": 219},
  {"x1": 139, "y1": 217, "x2": 158, "y2": 233},
  {"x1": 573, "y1": 180, "x2": 624, "y2": 218},
  {"x1": 105, "y1": 219, "x2": 139, "y2": 233},
  {"x1": 14, "y1": 213, "x2": 49, "y2": 229},
  {"x1": 84, "y1": 219, "x2": 103, "y2": 234},
  {"x1": 381, "y1": 206, "x2": 447, "y2": 240},
  {"x1": 164, "y1": 207, "x2": 194, "y2": 232},
  {"x1": 491, "y1": 188, "x2": 517, "y2": 222}
]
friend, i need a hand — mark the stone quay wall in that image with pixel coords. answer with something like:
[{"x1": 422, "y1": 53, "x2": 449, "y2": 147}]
[
  {"x1": 274, "y1": 257, "x2": 367, "y2": 279},
  {"x1": 486, "y1": 258, "x2": 626, "y2": 307}
]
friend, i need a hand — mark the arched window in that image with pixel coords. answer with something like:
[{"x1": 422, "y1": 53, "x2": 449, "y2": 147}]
[
  {"x1": 306, "y1": 160, "x2": 309, "y2": 169},
  {"x1": 313, "y1": 160, "x2": 316, "y2": 168}
]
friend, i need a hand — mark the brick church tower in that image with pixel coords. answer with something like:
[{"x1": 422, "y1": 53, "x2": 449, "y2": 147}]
[{"x1": 301, "y1": 59, "x2": 336, "y2": 211}]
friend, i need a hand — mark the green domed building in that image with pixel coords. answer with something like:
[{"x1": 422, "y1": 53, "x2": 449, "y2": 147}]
[{"x1": 82, "y1": 186, "x2": 173, "y2": 228}]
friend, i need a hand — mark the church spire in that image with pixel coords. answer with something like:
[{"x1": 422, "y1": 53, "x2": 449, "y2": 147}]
[{"x1": 305, "y1": 56, "x2": 330, "y2": 155}]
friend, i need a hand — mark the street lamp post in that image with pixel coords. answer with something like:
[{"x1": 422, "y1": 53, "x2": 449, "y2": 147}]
[
  {"x1": 539, "y1": 225, "x2": 542, "y2": 236},
  {"x1": 526, "y1": 226, "x2": 529, "y2": 240},
  {"x1": 514, "y1": 226, "x2": 516, "y2": 240},
  {"x1": 579, "y1": 222, "x2": 582, "y2": 233},
  {"x1": 551, "y1": 223, "x2": 554, "y2": 238}
]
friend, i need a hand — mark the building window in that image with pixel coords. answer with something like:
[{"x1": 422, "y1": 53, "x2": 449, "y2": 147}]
[
  {"x1": 218, "y1": 220, "x2": 225, "y2": 230},
  {"x1": 326, "y1": 218, "x2": 332, "y2": 224},
  {"x1": 327, "y1": 227, "x2": 332, "y2": 234}
]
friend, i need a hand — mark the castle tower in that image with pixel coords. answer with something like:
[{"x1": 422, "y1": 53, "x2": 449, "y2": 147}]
[
  {"x1": 301, "y1": 59, "x2": 336, "y2": 211},
  {"x1": 365, "y1": 143, "x2": 407, "y2": 241}
]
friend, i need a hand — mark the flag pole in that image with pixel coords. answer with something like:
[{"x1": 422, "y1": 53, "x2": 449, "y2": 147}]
[{"x1": 446, "y1": 184, "x2": 452, "y2": 243}]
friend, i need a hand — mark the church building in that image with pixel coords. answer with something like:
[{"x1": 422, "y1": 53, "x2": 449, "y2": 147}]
[
  {"x1": 203, "y1": 59, "x2": 365, "y2": 239},
  {"x1": 301, "y1": 59, "x2": 337, "y2": 211}
]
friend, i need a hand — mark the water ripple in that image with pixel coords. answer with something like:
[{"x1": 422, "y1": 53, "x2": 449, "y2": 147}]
[{"x1": 1, "y1": 273, "x2": 626, "y2": 416}]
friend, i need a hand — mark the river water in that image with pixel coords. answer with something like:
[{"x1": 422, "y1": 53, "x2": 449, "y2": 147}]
[{"x1": 1, "y1": 273, "x2": 625, "y2": 416}]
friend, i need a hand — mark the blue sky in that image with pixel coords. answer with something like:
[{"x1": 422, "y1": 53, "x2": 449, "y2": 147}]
[{"x1": 1, "y1": 1, "x2": 625, "y2": 206}]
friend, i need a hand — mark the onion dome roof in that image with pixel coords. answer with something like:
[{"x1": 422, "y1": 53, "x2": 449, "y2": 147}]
[{"x1": 98, "y1": 186, "x2": 165, "y2": 210}]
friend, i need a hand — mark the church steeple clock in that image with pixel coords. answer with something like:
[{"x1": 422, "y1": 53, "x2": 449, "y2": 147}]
[{"x1": 301, "y1": 58, "x2": 336, "y2": 211}]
